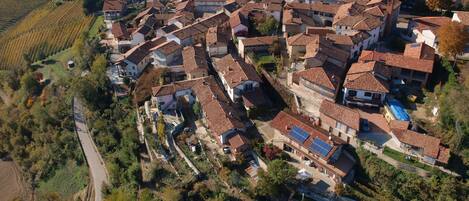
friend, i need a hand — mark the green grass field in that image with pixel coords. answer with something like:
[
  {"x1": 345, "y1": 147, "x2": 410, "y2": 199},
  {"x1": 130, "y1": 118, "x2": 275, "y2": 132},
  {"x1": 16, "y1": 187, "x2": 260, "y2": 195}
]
[
  {"x1": 0, "y1": 0, "x2": 48, "y2": 33},
  {"x1": 0, "y1": 0, "x2": 94, "y2": 70},
  {"x1": 37, "y1": 160, "x2": 88, "y2": 199}
]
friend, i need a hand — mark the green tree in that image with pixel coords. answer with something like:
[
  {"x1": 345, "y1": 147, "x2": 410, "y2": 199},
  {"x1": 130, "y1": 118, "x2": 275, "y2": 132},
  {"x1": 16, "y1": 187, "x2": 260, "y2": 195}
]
[
  {"x1": 83, "y1": 0, "x2": 103, "y2": 15},
  {"x1": 157, "y1": 114, "x2": 166, "y2": 143},
  {"x1": 192, "y1": 102, "x2": 201, "y2": 118},
  {"x1": 140, "y1": 189, "x2": 155, "y2": 201},
  {"x1": 256, "y1": 159, "x2": 297, "y2": 198},
  {"x1": 161, "y1": 187, "x2": 182, "y2": 201},
  {"x1": 20, "y1": 72, "x2": 41, "y2": 96},
  {"x1": 257, "y1": 16, "x2": 278, "y2": 36},
  {"x1": 91, "y1": 54, "x2": 107, "y2": 75},
  {"x1": 104, "y1": 188, "x2": 135, "y2": 201}
]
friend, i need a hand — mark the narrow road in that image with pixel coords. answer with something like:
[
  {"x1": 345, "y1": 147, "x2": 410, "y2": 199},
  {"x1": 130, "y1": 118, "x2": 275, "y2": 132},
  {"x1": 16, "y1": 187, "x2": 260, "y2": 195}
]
[{"x1": 73, "y1": 97, "x2": 109, "y2": 201}]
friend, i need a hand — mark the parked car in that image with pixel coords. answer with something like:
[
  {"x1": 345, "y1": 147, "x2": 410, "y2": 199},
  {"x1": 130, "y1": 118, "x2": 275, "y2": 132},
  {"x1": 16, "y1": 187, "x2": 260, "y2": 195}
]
[{"x1": 360, "y1": 119, "x2": 370, "y2": 132}]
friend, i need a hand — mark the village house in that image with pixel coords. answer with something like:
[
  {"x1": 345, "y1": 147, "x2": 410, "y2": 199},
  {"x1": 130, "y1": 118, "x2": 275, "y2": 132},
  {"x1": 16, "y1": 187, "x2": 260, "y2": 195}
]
[
  {"x1": 389, "y1": 120, "x2": 450, "y2": 165},
  {"x1": 319, "y1": 100, "x2": 360, "y2": 146},
  {"x1": 167, "y1": 12, "x2": 229, "y2": 46},
  {"x1": 325, "y1": 31, "x2": 371, "y2": 59},
  {"x1": 282, "y1": 2, "x2": 340, "y2": 34},
  {"x1": 406, "y1": 16, "x2": 451, "y2": 50},
  {"x1": 270, "y1": 111, "x2": 356, "y2": 184},
  {"x1": 229, "y1": 10, "x2": 249, "y2": 37},
  {"x1": 150, "y1": 40, "x2": 183, "y2": 66},
  {"x1": 151, "y1": 77, "x2": 246, "y2": 145},
  {"x1": 117, "y1": 37, "x2": 167, "y2": 78},
  {"x1": 194, "y1": 0, "x2": 226, "y2": 13},
  {"x1": 288, "y1": 67, "x2": 341, "y2": 117},
  {"x1": 213, "y1": 54, "x2": 262, "y2": 102},
  {"x1": 103, "y1": 0, "x2": 127, "y2": 21},
  {"x1": 358, "y1": 42, "x2": 435, "y2": 87},
  {"x1": 301, "y1": 36, "x2": 350, "y2": 70},
  {"x1": 238, "y1": 36, "x2": 278, "y2": 58},
  {"x1": 206, "y1": 26, "x2": 229, "y2": 57},
  {"x1": 175, "y1": 0, "x2": 195, "y2": 13},
  {"x1": 111, "y1": 21, "x2": 132, "y2": 52},
  {"x1": 182, "y1": 45, "x2": 209, "y2": 79},
  {"x1": 342, "y1": 61, "x2": 391, "y2": 107},
  {"x1": 168, "y1": 12, "x2": 195, "y2": 28}
]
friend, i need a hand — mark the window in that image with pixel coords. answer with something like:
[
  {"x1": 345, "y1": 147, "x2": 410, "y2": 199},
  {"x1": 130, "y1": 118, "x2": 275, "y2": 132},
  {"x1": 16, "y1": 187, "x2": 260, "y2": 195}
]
[
  {"x1": 364, "y1": 92, "x2": 372, "y2": 97},
  {"x1": 401, "y1": 69, "x2": 411, "y2": 76},
  {"x1": 348, "y1": 90, "x2": 357, "y2": 97},
  {"x1": 245, "y1": 83, "x2": 253, "y2": 91},
  {"x1": 336, "y1": 122, "x2": 347, "y2": 131}
]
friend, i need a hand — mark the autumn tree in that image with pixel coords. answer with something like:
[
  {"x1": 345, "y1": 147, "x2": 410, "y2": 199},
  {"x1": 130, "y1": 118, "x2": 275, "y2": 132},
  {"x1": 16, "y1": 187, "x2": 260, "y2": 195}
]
[
  {"x1": 161, "y1": 187, "x2": 182, "y2": 201},
  {"x1": 426, "y1": 0, "x2": 452, "y2": 12},
  {"x1": 437, "y1": 22, "x2": 469, "y2": 65}
]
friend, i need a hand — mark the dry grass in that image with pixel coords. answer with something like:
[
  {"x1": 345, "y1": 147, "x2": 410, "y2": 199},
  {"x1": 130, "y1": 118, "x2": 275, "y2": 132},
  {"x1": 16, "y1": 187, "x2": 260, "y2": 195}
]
[{"x1": 0, "y1": 161, "x2": 30, "y2": 201}]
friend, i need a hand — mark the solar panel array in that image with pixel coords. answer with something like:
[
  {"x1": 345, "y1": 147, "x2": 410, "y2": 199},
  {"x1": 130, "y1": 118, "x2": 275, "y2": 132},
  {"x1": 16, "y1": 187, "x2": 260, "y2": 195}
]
[
  {"x1": 309, "y1": 138, "x2": 333, "y2": 158},
  {"x1": 289, "y1": 126, "x2": 309, "y2": 143}
]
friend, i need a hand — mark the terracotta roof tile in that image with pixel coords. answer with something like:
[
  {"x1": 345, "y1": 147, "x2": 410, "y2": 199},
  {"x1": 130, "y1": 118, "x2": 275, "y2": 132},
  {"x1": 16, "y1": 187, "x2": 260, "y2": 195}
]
[
  {"x1": 111, "y1": 21, "x2": 130, "y2": 40},
  {"x1": 214, "y1": 54, "x2": 261, "y2": 88},
  {"x1": 359, "y1": 50, "x2": 434, "y2": 73},
  {"x1": 228, "y1": 133, "x2": 249, "y2": 150},
  {"x1": 182, "y1": 45, "x2": 209, "y2": 74},
  {"x1": 103, "y1": 0, "x2": 126, "y2": 11},
  {"x1": 412, "y1": 17, "x2": 451, "y2": 32},
  {"x1": 293, "y1": 67, "x2": 339, "y2": 91},
  {"x1": 403, "y1": 43, "x2": 435, "y2": 60},
  {"x1": 240, "y1": 36, "x2": 278, "y2": 46},
  {"x1": 206, "y1": 26, "x2": 228, "y2": 46},
  {"x1": 122, "y1": 37, "x2": 166, "y2": 64},
  {"x1": 320, "y1": 100, "x2": 360, "y2": 130},
  {"x1": 392, "y1": 129, "x2": 442, "y2": 158},
  {"x1": 344, "y1": 61, "x2": 390, "y2": 93},
  {"x1": 151, "y1": 40, "x2": 182, "y2": 55}
]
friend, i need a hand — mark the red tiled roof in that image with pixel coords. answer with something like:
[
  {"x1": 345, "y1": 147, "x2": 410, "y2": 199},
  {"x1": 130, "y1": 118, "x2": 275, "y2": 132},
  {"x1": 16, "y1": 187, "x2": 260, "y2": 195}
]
[
  {"x1": 103, "y1": 0, "x2": 126, "y2": 11},
  {"x1": 403, "y1": 43, "x2": 435, "y2": 60},
  {"x1": 287, "y1": 33, "x2": 320, "y2": 46},
  {"x1": 192, "y1": 77, "x2": 245, "y2": 137},
  {"x1": 293, "y1": 67, "x2": 339, "y2": 91},
  {"x1": 122, "y1": 37, "x2": 167, "y2": 65},
  {"x1": 151, "y1": 41, "x2": 182, "y2": 55},
  {"x1": 412, "y1": 17, "x2": 451, "y2": 32},
  {"x1": 182, "y1": 45, "x2": 209, "y2": 74},
  {"x1": 228, "y1": 133, "x2": 249, "y2": 150},
  {"x1": 286, "y1": 2, "x2": 340, "y2": 14},
  {"x1": 344, "y1": 61, "x2": 390, "y2": 93},
  {"x1": 320, "y1": 100, "x2": 360, "y2": 130},
  {"x1": 111, "y1": 21, "x2": 130, "y2": 40},
  {"x1": 214, "y1": 54, "x2": 261, "y2": 88},
  {"x1": 359, "y1": 50, "x2": 434, "y2": 73},
  {"x1": 240, "y1": 36, "x2": 278, "y2": 47},
  {"x1": 392, "y1": 129, "x2": 442, "y2": 159},
  {"x1": 206, "y1": 26, "x2": 228, "y2": 46}
]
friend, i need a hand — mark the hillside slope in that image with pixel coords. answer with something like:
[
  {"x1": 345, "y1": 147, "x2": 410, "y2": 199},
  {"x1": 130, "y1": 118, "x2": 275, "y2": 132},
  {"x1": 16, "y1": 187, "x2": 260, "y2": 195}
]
[{"x1": 0, "y1": 0, "x2": 93, "y2": 70}]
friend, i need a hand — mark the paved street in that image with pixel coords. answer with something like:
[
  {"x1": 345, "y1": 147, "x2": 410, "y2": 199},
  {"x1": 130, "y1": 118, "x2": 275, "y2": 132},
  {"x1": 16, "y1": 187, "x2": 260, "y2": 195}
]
[{"x1": 73, "y1": 97, "x2": 109, "y2": 201}]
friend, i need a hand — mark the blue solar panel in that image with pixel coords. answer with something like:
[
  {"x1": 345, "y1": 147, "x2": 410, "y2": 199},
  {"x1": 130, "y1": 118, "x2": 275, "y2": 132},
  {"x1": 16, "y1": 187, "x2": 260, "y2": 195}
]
[
  {"x1": 309, "y1": 138, "x2": 333, "y2": 157},
  {"x1": 289, "y1": 126, "x2": 309, "y2": 143}
]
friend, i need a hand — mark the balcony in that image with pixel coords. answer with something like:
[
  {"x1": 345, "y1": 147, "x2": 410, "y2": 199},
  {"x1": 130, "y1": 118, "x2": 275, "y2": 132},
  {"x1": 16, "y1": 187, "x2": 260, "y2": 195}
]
[{"x1": 345, "y1": 96, "x2": 382, "y2": 107}]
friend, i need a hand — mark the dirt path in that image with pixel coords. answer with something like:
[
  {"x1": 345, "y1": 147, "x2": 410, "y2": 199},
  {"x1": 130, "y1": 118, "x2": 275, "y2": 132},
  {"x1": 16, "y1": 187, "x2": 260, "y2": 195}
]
[{"x1": 0, "y1": 161, "x2": 30, "y2": 201}]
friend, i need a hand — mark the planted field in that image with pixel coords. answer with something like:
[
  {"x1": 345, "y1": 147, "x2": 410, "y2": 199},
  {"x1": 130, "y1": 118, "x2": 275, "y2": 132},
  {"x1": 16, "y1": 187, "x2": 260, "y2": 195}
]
[
  {"x1": 0, "y1": 0, "x2": 48, "y2": 33},
  {"x1": 0, "y1": 1, "x2": 94, "y2": 70}
]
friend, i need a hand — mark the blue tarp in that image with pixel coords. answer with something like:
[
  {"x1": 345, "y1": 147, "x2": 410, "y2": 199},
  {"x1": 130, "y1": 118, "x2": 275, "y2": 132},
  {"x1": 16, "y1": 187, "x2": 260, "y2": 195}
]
[{"x1": 387, "y1": 99, "x2": 410, "y2": 121}]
